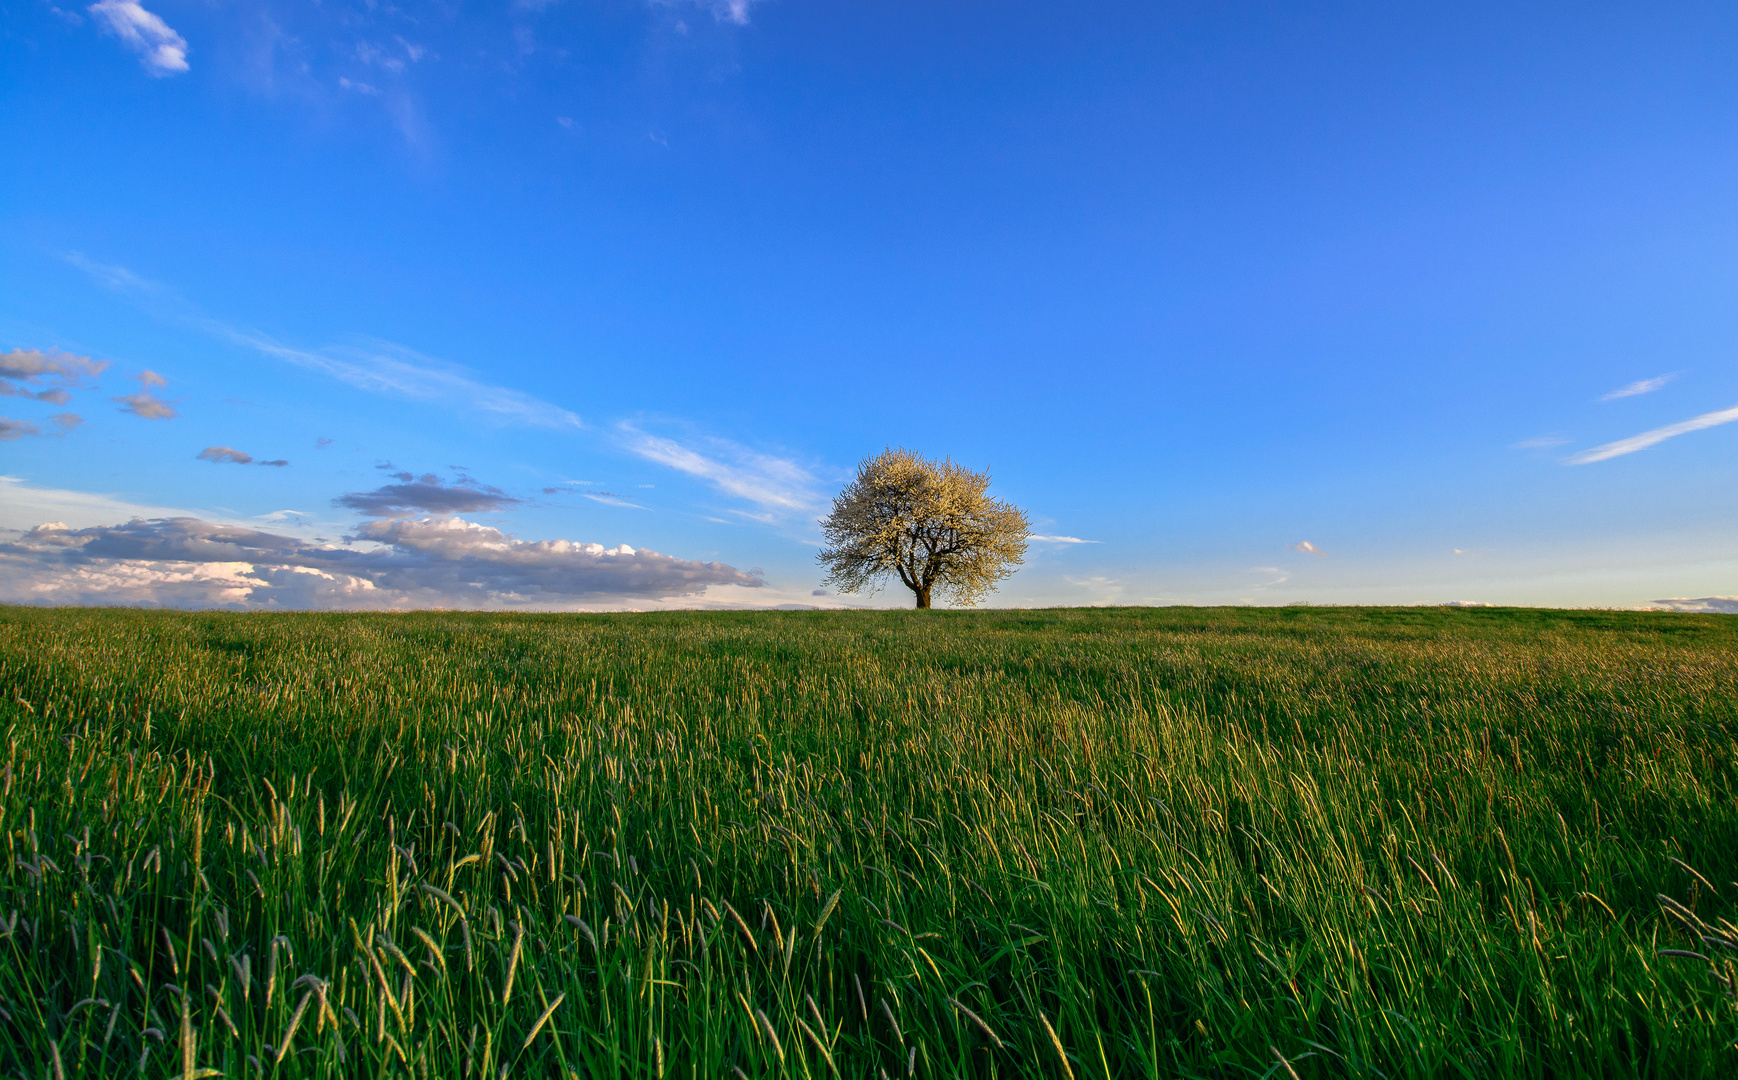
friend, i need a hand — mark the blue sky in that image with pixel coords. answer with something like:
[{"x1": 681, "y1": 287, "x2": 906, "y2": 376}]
[{"x1": 4, "y1": 1, "x2": 1738, "y2": 610}]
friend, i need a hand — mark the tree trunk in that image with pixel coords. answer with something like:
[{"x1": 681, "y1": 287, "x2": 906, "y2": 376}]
[{"x1": 915, "y1": 585, "x2": 932, "y2": 609}]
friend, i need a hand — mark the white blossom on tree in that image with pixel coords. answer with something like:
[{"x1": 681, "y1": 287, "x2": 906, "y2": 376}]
[{"x1": 818, "y1": 448, "x2": 1029, "y2": 609}]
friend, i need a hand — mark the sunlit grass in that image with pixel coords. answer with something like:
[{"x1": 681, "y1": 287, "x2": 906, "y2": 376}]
[{"x1": 1, "y1": 605, "x2": 1734, "y2": 1077}]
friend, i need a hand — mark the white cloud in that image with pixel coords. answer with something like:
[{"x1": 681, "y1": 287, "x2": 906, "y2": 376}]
[
  {"x1": 1289, "y1": 540, "x2": 1327, "y2": 557},
  {"x1": 1565, "y1": 402, "x2": 1738, "y2": 464},
  {"x1": 1600, "y1": 373, "x2": 1678, "y2": 401},
  {"x1": 88, "y1": 0, "x2": 189, "y2": 75},
  {"x1": 1651, "y1": 597, "x2": 1738, "y2": 614},
  {"x1": 619, "y1": 423, "x2": 824, "y2": 519},
  {"x1": 0, "y1": 515, "x2": 761, "y2": 609},
  {"x1": 1029, "y1": 535, "x2": 1099, "y2": 544}
]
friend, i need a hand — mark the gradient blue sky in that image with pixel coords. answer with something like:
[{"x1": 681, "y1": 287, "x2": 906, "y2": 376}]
[{"x1": 4, "y1": 1, "x2": 1738, "y2": 610}]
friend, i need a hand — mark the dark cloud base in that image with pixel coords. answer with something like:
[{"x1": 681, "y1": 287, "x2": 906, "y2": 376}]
[
  {"x1": 337, "y1": 476, "x2": 519, "y2": 516},
  {"x1": 0, "y1": 516, "x2": 759, "y2": 610}
]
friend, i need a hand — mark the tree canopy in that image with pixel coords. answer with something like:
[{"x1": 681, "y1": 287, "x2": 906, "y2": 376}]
[{"x1": 817, "y1": 448, "x2": 1029, "y2": 609}]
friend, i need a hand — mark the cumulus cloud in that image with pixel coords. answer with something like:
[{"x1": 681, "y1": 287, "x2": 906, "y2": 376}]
[
  {"x1": 195, "y1": 446, "x2": 288, "y2": 467},
  {"x1": 1651, "y1": 597, "x2": 1738, "y2": 614},
  {"x1": 113, "y1": 371, "x2": 177, "y2": 419},
  {"x1": 0, "y1": 515, "x2": 759, "y2": 609},
  {"x1": 336, "y1": 475, "x2": 521, "y2": 517},
  {"x1": 113, "y1": 392, "x2": 176, "y2": 419},
  {"x1": 1288, "y1": 541, "x2": 1327, "y2": 557},
  {"x1": 198, "y1": 446, "x2": 253, "y2": 464},
  {"x1": 88, "y1": 0, "x2": 189, "y2": 75},
  {"x1": 0, "y1": 348, "x2": 109, "y2": 404},
  {"x1": 1, "y1": 414, "x2": 84, "y2": 440},
  {"x1": 1601, "y1": 373, "x2": 1678, "y2": 401},
  {"x1": 1566, "y1": 402, "x2": 1738, "y2": 464}
]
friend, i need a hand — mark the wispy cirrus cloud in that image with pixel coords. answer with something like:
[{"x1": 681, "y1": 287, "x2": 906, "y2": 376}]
[
  {"x1": 1566, "y1": 403, "x2": 1738, "y2": 465},
  {"x1": 1511, "y1": 434, "x2": 1568, "y2": 450},
  {"x1": 582, "y1": 492, "x2": 646, "y2": 509},
  {"x1": 88, "y1": 0, "x2": 189, "y2": 75},
  {"x1": 65, "y1": 254, "x2": 584, "y2": 430},
  {"x1": 1251, "y1": 566, "x2": 1290, "y2": 588},
  {"x1": 619, "y1": 423, "x2": 824, "y2": 520},
  {"x1": 1601, "y1": 372, "x2": 1679, "y2": 401},
  {"x1": 1288, "y1": 540, "x2": 1327, "y2": 557},
  {"x1": 228, "y1": 333, "x2": 584, "y2": 430},
  {"x1": 1029, "y1": 534, "x2": 1099, "y2": 545},
  {"x1": 65, "y1": 254, "x2": 839, "y2": 535}
]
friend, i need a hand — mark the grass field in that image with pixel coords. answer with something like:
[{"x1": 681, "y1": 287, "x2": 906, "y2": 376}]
[{"x1": 1, "y1": 604, "x2": 1735, "y2": 1078}]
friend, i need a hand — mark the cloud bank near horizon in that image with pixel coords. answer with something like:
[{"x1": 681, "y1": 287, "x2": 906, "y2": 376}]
[
  {"x1": 1651, "y1": 596, "x2": 1738, "y2": 614},
  {"x1": 0, "y1": 515, "x2": 760, "y2": 610}
]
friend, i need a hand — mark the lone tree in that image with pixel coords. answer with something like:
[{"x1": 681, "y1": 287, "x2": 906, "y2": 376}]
[{"x1": 818, "y1": 448, "x2": 1029, "y2": 609}]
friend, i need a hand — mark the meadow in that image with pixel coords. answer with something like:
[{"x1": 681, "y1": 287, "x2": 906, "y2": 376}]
[{"x1": 0, "y1": 604, "x2": 1734, "y2": 1078}]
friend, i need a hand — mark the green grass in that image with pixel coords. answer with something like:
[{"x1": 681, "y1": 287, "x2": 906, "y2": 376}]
[{"x1": 1, "y1": 604, "x2": 1735, "y2": 1078}]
